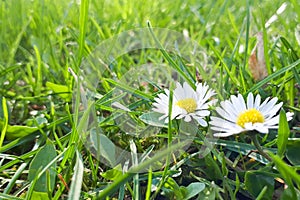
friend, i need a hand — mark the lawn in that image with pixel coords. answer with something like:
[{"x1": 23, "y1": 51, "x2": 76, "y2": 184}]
[{"x1": 0, "y1": 0, "x2": 299, "y2": 199}]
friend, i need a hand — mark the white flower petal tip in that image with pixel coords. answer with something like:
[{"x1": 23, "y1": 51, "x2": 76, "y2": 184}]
[
  {"x1": 152, "y1": 81, "x2": 216, "y2": 126},
  {"x1": 209, "y1": 93, "x2": 293, "y2": 137}
]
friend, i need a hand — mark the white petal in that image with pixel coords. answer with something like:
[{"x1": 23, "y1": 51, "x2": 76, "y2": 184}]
[
  {"x1": 260, "y1": 97, "x2": 278, "y2": 114},
  {"x1": 176, "y1": 114, "x2": 185, "y2": 119},
  {"x1": 159, "y1": 114, "x2": 168, "y2": 121},
  {"x1": 247, "y1": 92, "x2": 254, "y2": 109},
  {"x1": 152, "y1": 107, "x2": 165, "y2": 114},
  {"x1": 231, "y1": 94, "x2": 246, "y2": 114},
  {"x1": 215, "y1": 107, "x2": 235, "y2": 122},
  {"x1": 243, "y1": 123, "x2": 256, "y2": 131},
  {"x1": 264, "y1": 116, "x2": 280, "y2": 126},
  {"x1": 213, "y1": 131, "x2": 241, "y2": 137},
  {"x1": 174, "y1": 82, "x2": 185, "y2": 100},
  {"x1": 209, "y1": 117, "x2": 243, "y2": 132},
  {"x1": 210, "y1": 126, "x2": 233, "y2": 132},
  {"x1": 264, "y1": 102, "x2": 282, "y2": 119},
  {"x1": 253, "y1": 123, "x2": 269, "y2": 133},
  {"x1": 256, "y1": 126, "x2": 268, "y2": 133},
  {"x1": 254, "y1": 94, "x2": 261, "y2": 109},
  {"x1": 286, "y1": 112, "x2": 294, "y2": 121},
  {"x1": 220, "y1": 100, "x2": 239, "y2": 119},
  {"x1": 171, "y1": 107, "x2": 182, "y2": 119},
  {"x1": 184, "y1": 115, "x2": 192, "y2": 122},
  {"x1": 193, "y1": 116, "x2": 208, "y2": 127},
  {"x1": 209, "y1": 116, "x2": 233, "y2": 127},
  {"x1": 195, "y1": 110, "x2": 210, "y2": 117},
  {"x1": 182, "y1": 82, "x2": 195, "y2": 99}
]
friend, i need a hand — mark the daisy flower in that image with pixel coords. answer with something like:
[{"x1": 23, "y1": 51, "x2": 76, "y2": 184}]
[
  {"x1": 210, "y1": 93, "x2": 294, "y2": 137},
  {"x1": 152, "y1": 81, "x2": 216, "y2": 126}
]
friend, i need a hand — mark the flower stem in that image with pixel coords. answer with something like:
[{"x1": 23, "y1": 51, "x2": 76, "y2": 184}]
[{"x1": 250, "y1": 134, "x2": 273, "y2": 162}]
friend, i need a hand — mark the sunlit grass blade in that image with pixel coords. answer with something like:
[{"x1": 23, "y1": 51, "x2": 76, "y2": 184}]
[
  {"x1": 3, "y1": 162, "x2": 28, "y2": 195},
  {"x1": 77, "y1": 0, "x2": 90, "y2": 70},
  {"x1": 68, "y1": 151, "x2": 84, "y2": 200},
  {"x1": 277, "y1": 109, "x2": 290, "y2": 158},
  {"x1": 248, "y1": 58, "x2": 300, "y2": 93},
  {"x1": 105, "y1": 78, "x2": 153, "y2": 100},
  {"x1": 260, "y1": 8, "x2": 271, "y2": 75},
  {"x1": 0, "y1": 64, "x2": 22, "y2": 77},
  {"x1": 0, "y1": 97, "x2": 8, "y2": 148},
  {"x1": 270, "y1": 153, "x2": 300, "y2": 198},
  {"x1": 147, "y1": 21, "x2": 195, "y2": 88},
  {"x1": 33, "y1": 45, "x2": 42, "y2": 96},
  {"x1": 98, "y1": 140, "x2": 189, "y2": 199},
  {"x1": 280, "y1": 36, "x2": 300, "y2": 86},
  {"x1": 145, "y1": 167, "x2": 152, "y2": 200},
  {"x1": 0, "y1": 193, "x2": 23, "y2": 200}
]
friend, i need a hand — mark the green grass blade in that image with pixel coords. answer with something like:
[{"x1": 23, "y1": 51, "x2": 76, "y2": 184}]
[
  {"x1": 105, "y1": 78, "x2": 153, "y2": 100},
  {"x1": 145, "y1": 167, "x2": 152, "y2": 200},
  {"x1": 269, "y1": 153, "x2": 300, "y2": 198},
  {"x1": 0, "y1": 64, "x2": 22, "y2": 77},
  {"x1": 248, "y1": 59, "x2": 300, "y2": 93},
  {"x1": 3, "y1": 162, "x2": 28, "y2": 194},
  {"x1": 260, "y1": 9, "x2": 271, "y2": 75},
  {"x1": 33, "y1": 46, "x2": 42, "y2": 96},
  {"x1": 280, "y1": 37, "x2": 300, "y2": 85},
  {"x1": 0, "y1": 193, "x2": 24, "y2": 200},
  {"x1": 68, "y1": 151, "x2": 84, "y2": 200},
  {"x1": 97, "y1": 140, "x2": 189, "y2": 199},
  {"x1": 0, "y1": 97, "x2": 8, "y2": 148},
  {"x1": 77, "y1": 0, "x2": 90, "y2": 70},
  {"x1": 277, "y1": 109, "x2": 290, "y2": 158},
  {"x1": 147, "y1": 21, "x2": 195, "y2": 88},
  {"x1": 130, "y1": 140, "x2": 139, "y2": 200}
]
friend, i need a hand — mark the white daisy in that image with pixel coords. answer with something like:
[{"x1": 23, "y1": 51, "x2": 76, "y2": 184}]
[
  {"x1": 210, "y1": 92, "x2": 294, "y2": 137},
  {"x1": 152, "y1": 82, "x2": 216, "y2": 126}
]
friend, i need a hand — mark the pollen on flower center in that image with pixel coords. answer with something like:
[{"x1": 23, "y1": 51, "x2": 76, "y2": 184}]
[
  {"x1": 176, "y1": 98, "x2": 197, "y2": 113},
  {"x1": 236, "y1": 108, "x2": 265, "y2": 128}
]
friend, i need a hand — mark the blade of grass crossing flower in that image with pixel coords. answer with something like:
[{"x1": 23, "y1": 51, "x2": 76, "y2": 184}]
[
  {"x1": 151, "y1": 86, "x2": 174, "y2": 199},
  {"x1": 248, "y1": 59, "x2": 300, "y2": 93},
  {"x1": 277, "y1": 109, "x2": 290, "y2": 158},
  {"x1": 68, "y1": 151, "x2": 84, "y2": 200},
  {"x1": 0, "y1": 97, "x2": 8, "y2": 148}
]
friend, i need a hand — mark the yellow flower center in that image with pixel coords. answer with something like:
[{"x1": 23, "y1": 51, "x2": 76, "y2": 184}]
[
  {"x1": 176, "y1": 98, "x2": 197, "y2": 113},
  {"x1": 236, "y1": 108, "x2": 265, "y2": 128}
]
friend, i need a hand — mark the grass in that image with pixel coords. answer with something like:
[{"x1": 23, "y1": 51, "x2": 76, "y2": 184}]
[{"x1": 0, "y1": 0, "x2": 299, "y2": 199}]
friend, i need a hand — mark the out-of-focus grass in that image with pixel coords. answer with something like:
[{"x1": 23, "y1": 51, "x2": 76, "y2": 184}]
[{"x1": 0, "y1": 0, "x2": 299, "y2": 199}]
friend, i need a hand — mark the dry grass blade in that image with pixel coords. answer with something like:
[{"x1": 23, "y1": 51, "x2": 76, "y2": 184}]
[{"x1": 249, "y1": 32, "x2": 268, "y2": 81}]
